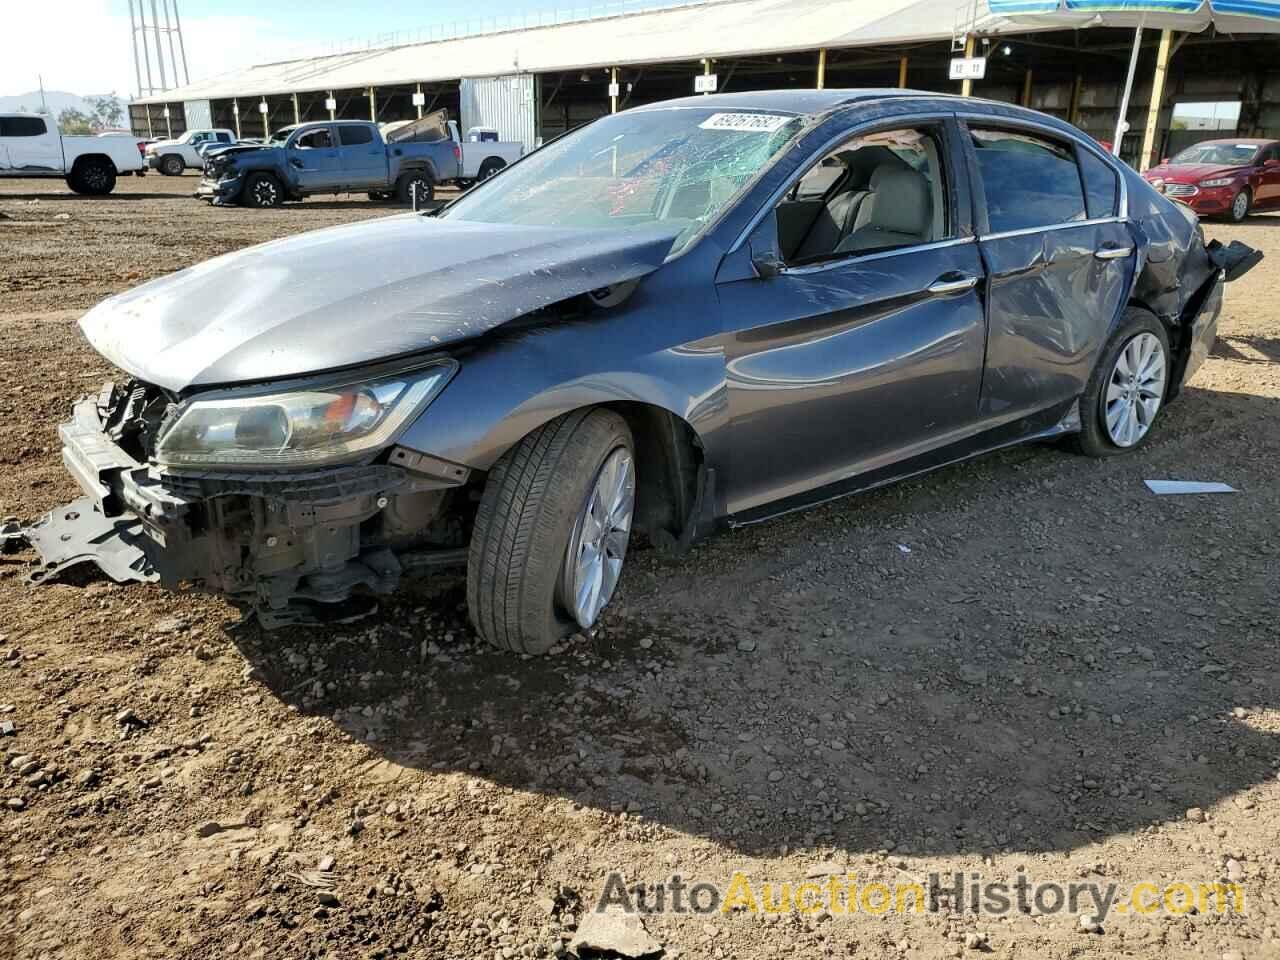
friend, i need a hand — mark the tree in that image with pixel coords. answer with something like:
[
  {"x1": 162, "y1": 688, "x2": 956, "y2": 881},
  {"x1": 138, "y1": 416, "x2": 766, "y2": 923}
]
[
  {"x1": 57, "y1": 108, "x2": 93, "y2": 135},
  {"x1": 88, "y1": 95, "x2": 124, "y2": 130}
]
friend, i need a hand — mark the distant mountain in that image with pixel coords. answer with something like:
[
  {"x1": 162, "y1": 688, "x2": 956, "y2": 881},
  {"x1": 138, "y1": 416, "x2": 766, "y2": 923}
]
[{"x1": 0, "y1": 90, "x2": 118, "y2": 117}]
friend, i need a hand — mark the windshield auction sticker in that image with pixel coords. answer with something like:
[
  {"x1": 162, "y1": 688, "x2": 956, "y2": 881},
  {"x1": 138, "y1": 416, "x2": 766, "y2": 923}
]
[{"x1": 698, "y1": 112, "x2": 793, "y2": 133}]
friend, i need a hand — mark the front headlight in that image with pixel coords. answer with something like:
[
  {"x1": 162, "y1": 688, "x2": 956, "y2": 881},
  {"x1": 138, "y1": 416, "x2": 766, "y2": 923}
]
[
  {"x1": 155, "y1": 360, "x2": 457, "y2": 468},
  {"x1": 1199, "y1": 177, "x2": 1234, "y2": 188}
]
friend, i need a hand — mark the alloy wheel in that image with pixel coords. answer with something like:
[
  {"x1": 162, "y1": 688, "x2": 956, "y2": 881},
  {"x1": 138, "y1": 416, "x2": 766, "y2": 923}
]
[
  {"x1": 562, "y1": 446, "x2": 635, "y2": 629},
  {"x1": 253, "y1": 180, "x2": 279, "y2": 206},
  {"x1": 1232, "y1": 191, "x2": 1250, "y2": 221},
  {"x1": 1103, "y1": 331, "x2": 1166, "y2": 447},
  {"x1": 84, "y1": 165, "x2": 108, "y2": 190}
]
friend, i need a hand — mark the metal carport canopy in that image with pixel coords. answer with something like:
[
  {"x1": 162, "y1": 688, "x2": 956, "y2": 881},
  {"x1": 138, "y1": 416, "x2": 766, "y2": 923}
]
[{"x1": 133, "y1": 0, "x2": 973, "y2": 104}]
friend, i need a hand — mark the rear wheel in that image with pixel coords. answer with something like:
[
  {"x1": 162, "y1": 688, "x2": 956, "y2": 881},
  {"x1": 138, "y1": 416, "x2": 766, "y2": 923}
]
[
  {"x1": 1228, "y1": 187, "x2": 1251, "y2": 223},
  {"x1": 477, "y1": 157, "x2": 506, "y2": 181},
  {"x1": 1073, "y1": 307, "x2": 1170, "y2": 457},
  {"x1": 67, "y1": 157, "x2": 117, "y2": 196},
  {"x1": 395, "y1": 171, "x2": 433, "y2": 206},
  {"x1": 243, "y1": 173, "x2": 283, "y2": 208},
  {"x1": 468, "y1": 409, "x2": 635, "y2": 655},
  {"x1": 160, "y1": 154, "x2": 184, "y2": 176}
]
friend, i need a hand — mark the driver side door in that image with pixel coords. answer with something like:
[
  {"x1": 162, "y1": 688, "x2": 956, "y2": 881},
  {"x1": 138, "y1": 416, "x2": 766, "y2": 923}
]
[{"x1": 288, "y1": 126, "x2": 341, "y2": 190}]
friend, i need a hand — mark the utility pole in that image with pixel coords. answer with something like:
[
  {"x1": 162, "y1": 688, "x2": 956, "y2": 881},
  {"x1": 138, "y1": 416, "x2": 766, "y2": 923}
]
[
  {"x1": 150, "y1": 0, "x2": 168, "y2": 90},
  {"x1": 127, "y1": 0, "x2": 144, "y2": 98}
]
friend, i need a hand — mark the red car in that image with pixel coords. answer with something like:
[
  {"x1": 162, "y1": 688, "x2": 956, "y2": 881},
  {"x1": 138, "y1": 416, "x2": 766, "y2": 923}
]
[{"x1": 1143, "y1": 138, "x2": 1280, "y2": 222}]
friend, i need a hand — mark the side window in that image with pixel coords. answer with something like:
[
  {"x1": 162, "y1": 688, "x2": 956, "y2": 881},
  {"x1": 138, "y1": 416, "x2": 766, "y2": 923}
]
[
  {"x1": 295, "y1": 128, "x2": 333, "y2": 149},
  {"x1": 1078, "y1": 148, "x2": 1119, "y2": 219},
  {"x1": 217, "y1": 132, "x2": 231, "y2": 143},
  {"x1": 338, "y1": 125, "x2": 374, "y2": 147},
  {"x1": 970, "y1": 127, "x2": 1086, "y2": 233},
  {"x1": 775, "y1": 127, "x2": 950, "y2": 263},
  {"x1": 1, "y1": 116, "x2": 48, "y2": 137}
]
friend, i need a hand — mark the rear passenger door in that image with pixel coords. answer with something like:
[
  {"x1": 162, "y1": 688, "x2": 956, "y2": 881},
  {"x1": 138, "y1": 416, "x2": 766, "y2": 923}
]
[
  {"x1": 335, "y1": 124, "x2": 386, "y2": 187},
  {"x1": 961, "y1": 122, "x2": 1135, "y2": 426}
]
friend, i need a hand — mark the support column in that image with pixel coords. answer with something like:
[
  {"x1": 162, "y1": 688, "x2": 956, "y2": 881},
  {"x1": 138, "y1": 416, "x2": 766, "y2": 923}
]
[
  {"x1": 1021, "y1": 69, "x2": 1033, "y2": 107},
  {"x1": 327, "y1": 90, "x2": 336, "y2": 122},
  {"x1": 960, "y1": 35, "x2": 976, "y2": 97},
  {"x1": 292, "y1": 92, "x2": 300, "y2": 125},
  {"x1": 1113, "y1": 26, "x2": 1143, "y2": 158},
  {"x1": 368, "y1": 87, "x2": 377, "y2": 123},
  {"x1": 232, "y1": 98, "x2": 240, "y2": 139},
  {"x1": 1069, "y1": 73, "x2": 1083, "y2": 126},
  {"x1": 416, "y1": 82, "x2": 424, "y2": 119},
  {"x1": 817, "y1": 49, "x2": 827, "y2": 90},
  {"x1": 1140, "y1": 29, "x2": 1174, "y2": 171},
  {"x1": 610, "y1": 67, "x2": 618, "y2": 113},
  {"x1": 702, "y1": 58, "x2": 712, "y2": 95},
  {"x1": 898, "y1": 56, "x2": 908, "y2": 89}
]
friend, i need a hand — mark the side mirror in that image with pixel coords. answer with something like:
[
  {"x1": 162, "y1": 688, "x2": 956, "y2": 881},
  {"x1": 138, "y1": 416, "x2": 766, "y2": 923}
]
[{"x1": 751, "y1": 254, "x2": 785, "y2": 279}]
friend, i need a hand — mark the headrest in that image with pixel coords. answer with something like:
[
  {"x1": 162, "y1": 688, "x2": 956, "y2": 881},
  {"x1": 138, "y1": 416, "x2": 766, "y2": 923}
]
[{"x1": 865, "y1": 166, "x2": 931, "y2": 237}]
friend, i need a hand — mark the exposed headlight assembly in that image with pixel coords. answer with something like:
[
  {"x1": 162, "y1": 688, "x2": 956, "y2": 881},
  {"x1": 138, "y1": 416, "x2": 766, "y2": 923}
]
[
  {"x1": 1199, "y1": 177, "x2": 1234, "y2": 188},
  {"x1": 155, "y1": 359, "x2": 457, "y2": 468}
]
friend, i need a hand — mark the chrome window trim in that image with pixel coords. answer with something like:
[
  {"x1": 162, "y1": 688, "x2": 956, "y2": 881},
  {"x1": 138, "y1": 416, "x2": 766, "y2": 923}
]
[
  {"x1": 779, "y1": 236, "x2": 977, "y2": 277},
  {"x1": 728, "y1": 111, "x2": 958, "y2": 255},
  {"x1": 955, "y1": 111, "x2": 1130, "y2": 225},
  {"x1": 980, "y1": 215, "x2": 1125, "y2": 242}
]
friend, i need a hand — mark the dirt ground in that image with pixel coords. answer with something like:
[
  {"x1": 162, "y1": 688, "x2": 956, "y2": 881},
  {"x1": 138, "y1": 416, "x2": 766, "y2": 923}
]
[{"x1": 0, "y1": 173, "x2": 1278, "y2": 960}]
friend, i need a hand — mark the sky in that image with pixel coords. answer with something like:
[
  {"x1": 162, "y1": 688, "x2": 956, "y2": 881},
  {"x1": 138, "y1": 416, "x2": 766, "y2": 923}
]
[{"x1": 4, "y1": 0, "x2": 673, "y2": 100}]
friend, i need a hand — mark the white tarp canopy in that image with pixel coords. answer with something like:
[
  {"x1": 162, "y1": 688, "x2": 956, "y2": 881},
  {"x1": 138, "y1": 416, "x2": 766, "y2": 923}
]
[
  {"x1": 984, "y1": 0, "x2": 1280, "y2": 32},
  {"x1": 134, "y1": 0, "x2": 970, "y2": 104}
]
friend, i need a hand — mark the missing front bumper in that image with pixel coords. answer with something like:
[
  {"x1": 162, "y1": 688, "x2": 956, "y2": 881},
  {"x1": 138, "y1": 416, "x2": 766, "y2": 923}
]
[{"x1": 15, "y1": 386, "x2": 469, "y2": 626}]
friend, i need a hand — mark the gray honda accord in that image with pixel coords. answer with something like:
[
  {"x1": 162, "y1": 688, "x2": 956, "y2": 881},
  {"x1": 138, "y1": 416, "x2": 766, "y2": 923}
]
[{"x1": 9, "y1": 89, "x2": 1260, "y2": 653}]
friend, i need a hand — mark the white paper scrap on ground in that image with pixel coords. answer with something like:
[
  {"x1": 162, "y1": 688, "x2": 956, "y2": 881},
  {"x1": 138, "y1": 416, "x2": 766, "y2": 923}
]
[{"x1": 1144, "y1": 480, "x2": 1238, "y2": 495}]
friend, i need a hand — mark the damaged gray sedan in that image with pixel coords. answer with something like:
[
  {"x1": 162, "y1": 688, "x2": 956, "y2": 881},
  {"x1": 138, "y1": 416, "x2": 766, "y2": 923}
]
[{"x1": 8, "y1": 90, "x2": 1261, "y2": 653}]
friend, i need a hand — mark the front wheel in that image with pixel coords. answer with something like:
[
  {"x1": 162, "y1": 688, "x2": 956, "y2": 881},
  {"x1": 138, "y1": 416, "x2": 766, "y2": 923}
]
[
  {"x1": 160, "y1": 154, "x2": 184, "y2": 176},
  {"x1": 1073, "y1": 307, "x2": 1170, "y2": 457},
  {"x1": 1228, "y1": 187, "x2": 1251, "y2": 223},
  {"x1": 243, "y1": 172, "x2": 283, "y2": 208},
  {"x1": 477, "y1": 157, "x2": 507, "y2": 181},
  {"x1": 468, "y1": 409, "x2": 635, "y2": 655}
]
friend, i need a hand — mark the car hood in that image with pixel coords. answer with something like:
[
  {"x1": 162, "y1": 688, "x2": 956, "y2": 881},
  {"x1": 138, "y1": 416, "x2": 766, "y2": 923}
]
[
  {"x1": 79, "y1": 215, "x2": 682, "y2": 392},
  {"x1": 1144, "y1": 162, "x2": 1246, "y2": 182}
]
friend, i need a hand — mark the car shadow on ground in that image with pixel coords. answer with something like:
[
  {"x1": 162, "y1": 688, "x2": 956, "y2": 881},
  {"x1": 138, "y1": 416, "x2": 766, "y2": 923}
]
[
  {"x1": 1213, "y1": 334, "x2": 1280, "y2": 362},
  {"x1": 225, "y1": 382, "x2": 1280, "y2": 861}
]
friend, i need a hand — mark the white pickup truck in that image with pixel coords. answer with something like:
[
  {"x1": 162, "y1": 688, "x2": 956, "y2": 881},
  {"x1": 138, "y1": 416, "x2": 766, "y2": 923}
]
[
  {"x1": 447, "y1": 121, "x2": 524, "y2": 184},
  {"x1": 0, "y1": 113, "x2": 144, "y2": 195},
  {"x1": 145, "y1": 128, "x2": 237, "y2": 175}
]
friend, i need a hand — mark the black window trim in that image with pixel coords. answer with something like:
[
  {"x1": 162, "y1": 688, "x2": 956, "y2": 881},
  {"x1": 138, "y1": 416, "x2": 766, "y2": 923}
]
[
  {"x1": 954, "y1": 113, "x2": 1129, "y2": 240},
  {"x1": 761, "y1": 114, "x2": 967, "y2": 273}
]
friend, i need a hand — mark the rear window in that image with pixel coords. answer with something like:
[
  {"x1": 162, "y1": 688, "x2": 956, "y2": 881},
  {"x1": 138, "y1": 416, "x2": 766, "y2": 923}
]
[
  {"x1": 339, "y1": 125, "x2": 374, "y2": 146},
  {"x1": 1, "y1": 116, "x2": 48, "y2": 137},
  {"x1": 971, "y1": 127, "x2": 1086, "y2": 233}
]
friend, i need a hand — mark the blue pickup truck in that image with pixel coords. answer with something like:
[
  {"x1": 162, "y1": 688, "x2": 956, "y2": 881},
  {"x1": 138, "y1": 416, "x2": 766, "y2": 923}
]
[{"x1": 197, "y1": 112, "x2": 461, "y2": 208}]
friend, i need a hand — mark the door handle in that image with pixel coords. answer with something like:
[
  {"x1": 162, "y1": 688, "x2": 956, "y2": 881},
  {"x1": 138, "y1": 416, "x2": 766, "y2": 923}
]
[
  {"x1": 1094, "y1": 245, "x2": 1134, "y2": 260},
  {"x1": 927, "y1": 274, "x2": 979, "y2": 295}
]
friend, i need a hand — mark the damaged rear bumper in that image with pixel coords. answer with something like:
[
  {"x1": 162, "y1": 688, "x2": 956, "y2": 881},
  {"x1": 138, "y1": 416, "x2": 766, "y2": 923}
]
[{"x1": 14, "y1": 388, "x2": 469, "y2": 626}]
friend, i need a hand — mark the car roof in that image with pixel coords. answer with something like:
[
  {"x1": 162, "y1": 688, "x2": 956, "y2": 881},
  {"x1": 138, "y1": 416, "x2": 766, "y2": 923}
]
[{"x1": 631, "y1": 88, "x2": 961, "y2": 118}]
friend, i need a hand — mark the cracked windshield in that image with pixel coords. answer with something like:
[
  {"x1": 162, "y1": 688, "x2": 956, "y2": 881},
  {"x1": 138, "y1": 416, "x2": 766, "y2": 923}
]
[{"x1": 441, "y1": 107, "x2": 805, "y2": 251}]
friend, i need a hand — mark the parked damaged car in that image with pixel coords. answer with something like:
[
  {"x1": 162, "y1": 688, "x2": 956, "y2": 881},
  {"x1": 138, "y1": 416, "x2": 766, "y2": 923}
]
[{"x1": 5, "y1": 90, "x2": 1261, "y2": 654}]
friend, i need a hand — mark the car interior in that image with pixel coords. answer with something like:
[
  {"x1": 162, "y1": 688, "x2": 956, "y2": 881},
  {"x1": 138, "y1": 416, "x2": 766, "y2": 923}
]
[{"x1": 774, "y1": 128, "x2": 948, "y2": 264}]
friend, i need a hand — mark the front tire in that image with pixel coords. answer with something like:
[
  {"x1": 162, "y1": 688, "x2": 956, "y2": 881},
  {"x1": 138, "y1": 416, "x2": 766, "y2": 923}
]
[
  {"x1": 160, "y1": 154, "x2": 184, "y2": 176},
  {"x1": 1073, "y1": 307, "x2": 1170, "y2": 457},
  {"x1": 468, "y1": 409, "x2": 635, "y2": 655},
  {"x1": 243, "y1": 172, "x2": 283, "y2": 208},
  {"x1": 477, "y1": 157, "x2": 506, "y2": 181},
  {"x1": 1228, "y1": 187, "x2": 1251, "y2": 223}
]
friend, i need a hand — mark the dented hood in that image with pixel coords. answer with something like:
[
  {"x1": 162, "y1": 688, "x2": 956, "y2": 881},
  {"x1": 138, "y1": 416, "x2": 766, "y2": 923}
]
[{"x1": 79, "y1": 215, "x2": 680, "y2": 392}]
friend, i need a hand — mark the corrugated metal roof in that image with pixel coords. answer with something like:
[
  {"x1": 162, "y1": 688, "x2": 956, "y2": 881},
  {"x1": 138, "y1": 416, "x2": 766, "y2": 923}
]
[{"x1": 134, "y1": 0, "x2": 985, "y2": 104}]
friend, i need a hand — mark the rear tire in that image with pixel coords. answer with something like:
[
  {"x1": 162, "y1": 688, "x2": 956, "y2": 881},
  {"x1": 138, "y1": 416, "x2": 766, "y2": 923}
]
[
  {"x1": 1073, "y1": 306, "x2": 1170, "y2": 457},
  {"x1": 160, "y1": 154, "x2": 184, "y2": 176},
  {"x1": 467, "y1": 409, "x2": 635, "y2": 655},
  {"x1": 67, "y1": 157, "x2": 116, "y2": 196},
  {"x1": 243, "y1": 172, "x2": 283, "y2": 208},
  {"x1": 477, "y1": 157, "x2": 506, "y2": 181},
  {"x1": 395, "y1": 171, "x2": 433, "y2": 206}
]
